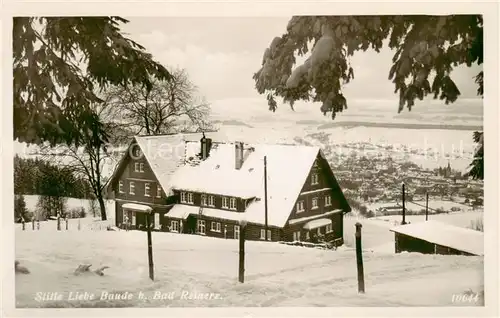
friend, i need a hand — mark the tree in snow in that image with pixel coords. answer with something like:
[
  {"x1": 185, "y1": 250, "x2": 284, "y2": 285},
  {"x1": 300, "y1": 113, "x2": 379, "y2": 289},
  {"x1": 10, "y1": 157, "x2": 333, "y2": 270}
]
[
  {"x1": 14, "y1": 155, "x2": 92, "y2": 198},
  {"x1": 13, "y1": 17, "x2": 171, "y2": 147},
  {"x1": 253, "y1": 15, "x2": 483, "y2": 179},
  {"x1": 36, "y1": 164, "x2": 71, "y2": 219},
  {"x1": 104, "y1": 68, "x2": 212, "y2": 135},
  {"x1": 37, "y1": 98, "x2": 122, "y2": 221},
  {"x1": 14, "y1": 194, "x2": 29, "y2": 223}
]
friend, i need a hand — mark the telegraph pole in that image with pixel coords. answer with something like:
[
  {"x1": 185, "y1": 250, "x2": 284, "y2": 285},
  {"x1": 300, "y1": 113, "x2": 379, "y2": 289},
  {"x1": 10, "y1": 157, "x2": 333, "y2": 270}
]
[
  {"x1": 425, "y1": 192, "x2": 429, "y2": 221},
  {"x1": 401, "y1": 183, "x2": 407, "y2": 225},
  {"x1": 264, "y1": 156, "x2": 268, "y2": 241}
]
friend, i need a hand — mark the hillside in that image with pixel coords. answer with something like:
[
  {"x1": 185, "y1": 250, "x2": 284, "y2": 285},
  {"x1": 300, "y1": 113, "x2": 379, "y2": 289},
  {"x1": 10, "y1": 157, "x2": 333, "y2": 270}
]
[{"x1": 15, "y1": 214, "x2": 483, "y2": 307}]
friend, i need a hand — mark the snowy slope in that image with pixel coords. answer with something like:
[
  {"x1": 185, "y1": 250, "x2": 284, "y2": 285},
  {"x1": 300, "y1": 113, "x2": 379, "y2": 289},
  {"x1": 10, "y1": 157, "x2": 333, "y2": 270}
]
[{"x1": 15, "y1": 226, "x2": 483, "y2": 307}]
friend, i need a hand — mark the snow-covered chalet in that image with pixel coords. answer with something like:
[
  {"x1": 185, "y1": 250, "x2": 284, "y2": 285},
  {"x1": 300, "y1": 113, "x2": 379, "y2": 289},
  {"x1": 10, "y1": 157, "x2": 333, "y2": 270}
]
[{"x1": 107, "y1": 132, "x2": 352, "y2": 244}]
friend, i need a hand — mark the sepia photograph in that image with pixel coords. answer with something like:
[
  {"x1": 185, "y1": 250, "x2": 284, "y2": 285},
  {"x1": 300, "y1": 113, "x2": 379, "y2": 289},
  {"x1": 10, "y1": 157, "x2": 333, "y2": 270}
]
[{"x1": 2, "y1": 2, "x2": 499, "y2": 316}]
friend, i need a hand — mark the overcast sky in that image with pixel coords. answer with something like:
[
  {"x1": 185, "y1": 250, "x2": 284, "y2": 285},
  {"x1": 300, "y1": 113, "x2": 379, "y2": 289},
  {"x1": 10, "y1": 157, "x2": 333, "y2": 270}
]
[{"x1": 121, "y1": 17, "x2": 482, "y2": 103}]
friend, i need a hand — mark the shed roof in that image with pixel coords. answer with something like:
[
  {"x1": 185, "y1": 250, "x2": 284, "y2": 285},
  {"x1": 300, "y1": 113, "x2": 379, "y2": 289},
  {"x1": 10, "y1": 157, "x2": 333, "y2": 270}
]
[{"x1": 390, "y1": 220, "x2": 484, "y2": 256}]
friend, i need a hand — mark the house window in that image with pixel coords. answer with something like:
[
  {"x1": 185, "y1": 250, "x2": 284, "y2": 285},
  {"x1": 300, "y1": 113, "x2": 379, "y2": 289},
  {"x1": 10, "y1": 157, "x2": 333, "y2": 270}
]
[
  {"x1": 325, "y1": 195, "x2": 332, "y2": 206},
  {"x1": 197, "y1": 220, "x2": 206, "y2": 234},
  {"x1": 229, "y1": 198, "x2": 237, "y2": 210},
  {"x1": 134, "y1": 162, "x2": 140, "y2": 172},
  {"x1": 222, "y1": 197, "x2": 229, "y2": 209},
  {"x1": 208, "y1": 195, "x2": 215, "y2": 207},
  {"x1": 293, "y1": 231, "x2": 301, "y2": 241},
  {"x1": 118, "y1": 181, "x2": 124, "y2": 193},
  {"x1": 144, "y1": 183, "x2": 151, "y2": 197},
  {"x1": 211, "y1": 222, "x2": 221, "y2": 232},
  {"x1": 306, "y1": 231, "x2": 310, "y2": 240},
  {"x1": 317, "y1": 227, "x2": 322, "y2": 235},
  {"x1": 201, "y1": 194, "x2": 207, "y2": 206},
  {"x1": 157, "y1": 185, "x2": 162, "y2": 198},
  {"x1": 180, "y1": 192, "x2": 193, "y2": 204},
  {"x1": 326, "y1": 223, "x2": 333, "y2": 233},
  {"x1": 170, "y1": 220, "x2": 179, "y2": 232},
  {"x1": 234, "y1": 225, "x2": 240, "y2": 239},
  {"x1": 312, "y1": 197, "x2": 319, "y2": 209},
  {"x1": 311, "y1": 173, "x2": 319, "y2": 185},
  {"x1": 296, "y1": 201, "x2": 305, "y2": 213},
  {"x1": 129, "y1": 181, "x2": 135, "y2": 195},
  {"x1": 133, "y1": 148, "x2": 141, "y2": 157},
  {"x1": 260, "y1": 229, "x2": 272, "y2": 241},
  {"x1": 139, "y1": 162, "x2": 144, "y2": 172}
]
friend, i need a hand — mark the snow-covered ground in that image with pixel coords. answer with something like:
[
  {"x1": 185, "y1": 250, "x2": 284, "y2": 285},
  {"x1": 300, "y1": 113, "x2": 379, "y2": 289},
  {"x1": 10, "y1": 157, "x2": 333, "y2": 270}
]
[
  {"x1": 13, "y1": 98, "x2": 484, "y2": 307},
  {"x1": 22, "y1": 195, "x2": 115, "y2": 218},
  {"x1": 15, "y1": 212, "x2": 484, "y2": 308},
  {"x1": 372, "y1": 211, "x2": 483, "y2": 229}
]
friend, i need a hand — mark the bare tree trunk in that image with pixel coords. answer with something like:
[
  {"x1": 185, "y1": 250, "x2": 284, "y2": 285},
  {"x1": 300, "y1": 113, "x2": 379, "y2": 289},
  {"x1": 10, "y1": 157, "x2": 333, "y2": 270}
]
[{"x1": 98, "y1": 195, "x2": 107, "y2": 221}]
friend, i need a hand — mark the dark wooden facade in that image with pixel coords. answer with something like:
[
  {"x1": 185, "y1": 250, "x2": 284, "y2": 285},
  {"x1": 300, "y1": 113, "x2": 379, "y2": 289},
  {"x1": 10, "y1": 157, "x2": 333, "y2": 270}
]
[
  {"x1": 110, "y1": 142, "x2": 350, "y2": 244},
  {"x1": 281, "y1": 155, "x2": 350, "y2": 244}
]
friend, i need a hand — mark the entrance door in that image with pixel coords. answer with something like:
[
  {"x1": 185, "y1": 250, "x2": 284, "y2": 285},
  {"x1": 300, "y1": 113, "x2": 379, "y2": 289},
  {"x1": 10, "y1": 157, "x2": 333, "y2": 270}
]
[
  {"x1": 234, "y1": 225, "x2": 240, "y2": 239},
  {"x1": 293, "y1": 231, "x2": 301, "y2": 241},
  {"x1": 131, "y1": 212, "x2": 136, "y2": 226},
  {"x1": 186, "y1": 215, "x2": 197, "y2": 234},
  {"x1": 154, "y1": 213, "x2": 160, "y2": 230}
]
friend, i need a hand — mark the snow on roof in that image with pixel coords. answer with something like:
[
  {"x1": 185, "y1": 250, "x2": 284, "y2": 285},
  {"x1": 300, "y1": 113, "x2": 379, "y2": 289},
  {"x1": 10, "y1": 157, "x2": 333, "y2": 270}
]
[
  {"x1": 134, "y1": 132, "x2": 226, "y2": 196},
  {"x1": 288, "y1": 209, "x2": 343, "y2": 225},
  {"x1": 390, "y1": 220, "x2": 484, "y2": 256},
  {"x1": 122, "y1": 203, "x2": 152, "y2": 213},
  {"x1": 165, "y1": 203, "x2": 288, "y2": 228},
  {"x1": 166, "y1": 142, "x2": 321, "y2": 227},
  {"x1": 303, "y1": 218, "x2": 331, "y2": 230},
  {"x1": 165, "y1": 204, "x2": 191, "y2": 219}
]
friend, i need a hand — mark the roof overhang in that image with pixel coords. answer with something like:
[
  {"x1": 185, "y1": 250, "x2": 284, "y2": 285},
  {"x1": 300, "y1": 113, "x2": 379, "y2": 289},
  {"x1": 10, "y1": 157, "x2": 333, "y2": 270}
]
[
  {"x1": 303, "y1": 218, "x2": 332, "y2": 230},
  {"x1": 288, "y1": 209, "x2": 342, "y2": 226},
  {"x1": 164, "y1": 204, "x2": 194, "y2": 220},
  {"x1": 122, "y1": 203, "x2": 152, "y2": 213}
]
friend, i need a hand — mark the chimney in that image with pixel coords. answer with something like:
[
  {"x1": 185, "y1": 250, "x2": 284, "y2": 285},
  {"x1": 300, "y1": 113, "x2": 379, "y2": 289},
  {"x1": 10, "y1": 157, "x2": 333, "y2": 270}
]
[
  {"x1": 200, "y1": 133, "x2": 212, "y2": 160},
  {"x1": 235, "y1": 141, "x2": 244, "y2": 169}
]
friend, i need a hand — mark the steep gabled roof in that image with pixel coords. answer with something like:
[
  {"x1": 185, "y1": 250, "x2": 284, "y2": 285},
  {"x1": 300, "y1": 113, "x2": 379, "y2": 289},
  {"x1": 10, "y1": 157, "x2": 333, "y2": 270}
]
[
  {"x1": 134, "y1": 132, "x2": 227, "y2": 196},
  {"x1": 166, "y1": 142, "x2": 321, "y2": 227},
  {"x1": 107, "y1": 131, "x2": 226, "y2": 194}
]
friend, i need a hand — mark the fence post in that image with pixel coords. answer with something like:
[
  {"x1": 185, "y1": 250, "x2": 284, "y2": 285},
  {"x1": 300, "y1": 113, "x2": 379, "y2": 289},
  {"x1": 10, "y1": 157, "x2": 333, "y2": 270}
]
[
  {"x1": 146, "y1": 211, "x2": 155, "y2": 281},
  {"x1": 32, "y1": 219, "x2": 35, "y2": 230},
  {"x1": 78, "y1": 219, "x2": 81, "y2": 231},
  {"x1": 57, "y1": 216, "x2": 61, "y2": 231},
  {"x1": 238, "y1": 220, "x2": 247, "y2": 283},
  {"x1": 37, "y1": 220, "x2": 40, "y2": 230},
  {"x1": 22, "y1": 219, "x2": 25, "y2": 231},
  {"x1": 355, "y1": 222, "x2": 365, "y2": 293},
  {"x1": 65, "y1": 217, "x2": 69, "y2": 230}
]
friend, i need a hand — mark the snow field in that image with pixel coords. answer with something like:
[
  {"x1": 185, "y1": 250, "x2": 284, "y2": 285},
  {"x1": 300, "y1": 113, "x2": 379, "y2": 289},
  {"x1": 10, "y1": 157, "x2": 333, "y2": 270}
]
[{"x1": 16, "y1": 222, "x2": 483, "y2": 307}]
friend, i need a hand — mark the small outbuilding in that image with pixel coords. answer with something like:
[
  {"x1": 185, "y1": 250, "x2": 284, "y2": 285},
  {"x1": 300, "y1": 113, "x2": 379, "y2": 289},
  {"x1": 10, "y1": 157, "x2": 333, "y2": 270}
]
[{"x1": 390, "y1": 220, "x2": 483, "y2": 256}]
